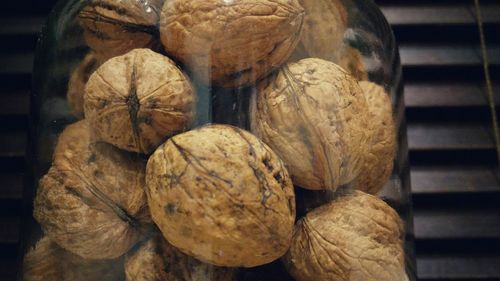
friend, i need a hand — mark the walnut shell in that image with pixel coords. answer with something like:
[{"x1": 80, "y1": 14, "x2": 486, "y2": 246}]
[
  {"x1": 337, "y1": 47, "x2": 369, "y2": 81},
  {"x1": 146, "y1": 124, "x2": 296, "y2": 267},
  {"x1": 67, "y1": 52, "x2": 101, "y2": 119},
  {"x1": 250, "y1": 58, "x2": 371, "y2": 191},
  {"x1": 353, "y1": 81, "x2": 396, "y2": 194},
  {"x1": 125, "y1": 234, "x2": 236, "y2": 281},
  {"x1": 283, "y1": 191, "x2": 406, "y2": 281},
  {"x1": 79, "y1": 0, "x2": 164, "y2": 62},
  {"x1": 160, "y1": 0, "x2": 305, "y2": 88},
  {"x1": 288, "y1": 0, "x2": 368, "y2": 80},
  {"x1": 23, "y1": 236, "x2": 124, "y2": 281},
  {"x1": 84, "y1": 48, "x2": 196, "y2": 154},
  {"x1": 34, "y1": 120, "x2": 151, "y2": 259}
]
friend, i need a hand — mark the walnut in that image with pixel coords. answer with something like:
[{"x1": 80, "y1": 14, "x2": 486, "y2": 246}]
[
  {"x1": 84, "y1": 48, "x2": 196, "y2": 154},
  {"x1": 34, "y1": 120, "x2": 151, "y2": 259},
  {"x1": 250, "y1": 58, "x2": 371, "y2": 191},
  {"x1": 353, "y1": 81, "x2": 396, "y2": 194},
  {"x1": 337, "y1": 47, "x2": 369, "y2": 81},
  {"x1": 67, "y1": 52, "x2": 101, "y2": 119},
  {"x1": 146, "y1": 124, "x2": 296, "y2": 267},
  {"x1": 288, "y1": 0, "x2": 368, "y2": 80},
  {"x1": 283, "y1": 191, "x2": 406, "y2": 281},
  {"x1": 22, "y1": 236, "x2": 124, "y2": 281},
  {"x1": 79, "y1": 0, "x2": 164, "y2": 62},
  {"x1": 125, "y1": 234, "x2": 236, "y2": 281},
  {"x1": 160, "y1": 0, "x2": 305, "y2": 88}
]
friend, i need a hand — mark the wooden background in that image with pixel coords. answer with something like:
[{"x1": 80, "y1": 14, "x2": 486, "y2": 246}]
[{"x1": 0, "y1": 0, "x2": 499, "y2": 280}]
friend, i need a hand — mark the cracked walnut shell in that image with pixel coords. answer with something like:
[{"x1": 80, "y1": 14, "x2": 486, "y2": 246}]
[
  {"x1": 146, "y1": 124, "x2": 296, "y2": 267},
  {"x1": 160, "y1": 0, "x2": 305, "y2": 88},
  {"x1": 250, "y1": 58, "x2": 371, "y2": 191},
  {"x1": 288, "y1": 0, "x2": 368, "y2": 81},
  {"x1": 23, "y1": 236, "x2": 124, "y2": 281},
  {"x1": 352, "y1": 81, "x2": 396, "y2": 194},
  {"x1": 34, "y1": 120, "x2": 151, "y2": 259},
  {"x1": 79, "y1": 0, "x2": 164, "y2": 62},
  {"x1": 125, "y1": 234, "x2": 236, "y2": 281},
  {"x1": 84, "y1": 48, "x2": 196, "y2": 154},
  {"x1": 283, "y1": 191, "x2": 406, "y2": 281},
  {"x1": 289, "y1": 0, "x2": 346, "y2": 63},
  {"x1": 67, "y1": 52, "x2": 101, "y2": 119}
]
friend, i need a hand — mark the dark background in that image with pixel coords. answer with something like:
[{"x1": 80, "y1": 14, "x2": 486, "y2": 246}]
[{"x1": 0, "y1": 0, "x2": 500, "y2": 280}]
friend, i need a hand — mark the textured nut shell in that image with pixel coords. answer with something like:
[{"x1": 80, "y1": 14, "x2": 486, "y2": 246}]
[
  {"x1": 283, "y1": 191, "x2": 406, "y2": 281},
  {"x1": 67, "y1": 52, "x2": 101, "y2": 119},
  {"x1": 288, "y1": 0, "x2": 368, "y2": 80},
  {"x1": 84, "y1": 49, "x2": 196, "y2": 154},
  {"x1": 146, "y1": 124, "x2": 296, "y2": 267},
  {"x1": 125, "y1": 235, "x2": 236, "y2": 281},
  {"x1": 23, "y1": 236, "x2": 124, "y2": 281},
  {"x1": 79, "y1": 0, "x2": 163, "y2": 62},
  {"x1": 353, "y1": 81, "x2": 396, "y2": 194},
  {"x1": 250, "y1": 58, "x2": 371, "y2": 191},
  {"x1": 34, "y1": 120, "x2": 150, "y2": 259},
  {"x1": 337, "y1": 47, "x2": 369, "y2": 81},
  {"x1": 160, "y1": 0, "x2": 305, "y2": 88}
]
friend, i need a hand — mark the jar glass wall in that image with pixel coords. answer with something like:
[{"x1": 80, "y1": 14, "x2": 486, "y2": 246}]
[{"x1": 22, "y1": 0, "x2": 416, "y2": 280}]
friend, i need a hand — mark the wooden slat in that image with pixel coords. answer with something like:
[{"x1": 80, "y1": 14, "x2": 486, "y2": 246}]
[
  {"x1": 0, "y1": 217, "x2": 19, "y2": 245},
  {"x1": 414, "y1": 207, "x2": 500, "y2": 239},
  {"x1": 408, "y1": 122, "x2": 493, "y2": 151},
  {"x1": 0, "y1": 52, "x2": 33, "y2": 75},
  {"x1": 411, "y1": 166, "x2": 500, "y2": 194},
  {"x1": 0, "y1": 174, "x2": 23, "y2": 200},
  {"x1": 0, "y1": 261, "x2": 17, "y2": 281},
  {"x1": 0, "y1": 91, "x2": 29, "y2": 116},
  {"x1": 400, "y1": 44, "x2": 500, "y2": 67},
  {"x1": 405, "y1": 82, "x2": 500, "y2": 108},
  {"x1": 0, "y1": 131, "x2": 26, "y2": 158},
  {"x1": 381, "y1": 3, "x2": 500, "y2": 26},
  {"x1": 0, "y1": 1, "x2": 57, "y2": 16},
  {"x1": 410, "y1": 150, "x2": 497, "y2": 167},
  {"x1": 418, "y1": 255, "x2": 500, "y2": 280},
  {"x1": 0, "y1": 17, "x2": 45, "y2": 36}
]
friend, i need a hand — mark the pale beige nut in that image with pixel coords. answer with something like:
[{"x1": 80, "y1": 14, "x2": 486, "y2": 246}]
[
  {"x1": 84, "y1": 48, "x2": 196, "y2": 154},
  {"x1": 22, "y1": 236, "x2": 124, "y2": 281},
  {"x1": 250, "y1": 58, "x2": 371, "y2": 191},
  {"x1": 67, "y1": 52, "x2": 101, "y2": 119},
  {"x1": 34, "y1": 120, "x2": 151, "y2": 259},
  {"x1": 146, "y1": 124, "x2": 296, "y2": 267},
  {"x1": 125, "y1": 234, "x2": 236, "y2": 281},
  {"x1": 353, "y1": 81, "x2": 396, "y2": 194},
  {"x1": 288, "y1": 0, "x2": 368, "y2": 80},
  {"x1": 283, "y1": 191, "x2": 406, "y2": 281},
  {"x1": 289, "y1": 0, "x2": 347, "y2": 63},
  {"x1": 160, "y1": 0, "x2": 305, "y2": 88},
  {"x1": 79, "y1": 0, "x2": 164, "y2": 62}
]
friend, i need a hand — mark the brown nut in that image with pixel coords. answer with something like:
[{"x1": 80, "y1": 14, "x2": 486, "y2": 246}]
[
  {"x1": 79, "y1": 0, "x2": 164, "y2": 62},
  {"x1": 125, "y1": 234, "x2": 236, "y2": 281},
  {"x1": 34, "y1": 120, "x2": 151, "y2": 259},
  {"x1": 146, "y1": 124, "x2": 296, "y2": 267},
  {"x1": 288, "y1": 0, "x2": 368, "y2": 80},
  {"x1": 84, "y1": 48, "x2": 196, "y2": 154},
  {"x1": 250, "y1": 58, "x2": 371, "y2": 191},
  {"x1": 337, "y1": 47, "x2": 369, "y2": 81},
  {"x1": 67, "y1": 52, "x2": 101, "y2": 119},
  {"x1": 353, "y1": 81, "x2": 396, "y2": 194},
  {"x1": 160, "y1": 0, "x2": 305, "y2": 88},
  {"x1": 22, "y1": 236, "x2": 124, "y2": 281},
  {"x1": 283, "y1": 191, "x2": 406, "y2": 281}
]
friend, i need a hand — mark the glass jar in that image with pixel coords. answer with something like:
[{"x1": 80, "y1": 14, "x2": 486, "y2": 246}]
[{"x1": 21, "y1": 0, "x2": 416, "y2": 280}]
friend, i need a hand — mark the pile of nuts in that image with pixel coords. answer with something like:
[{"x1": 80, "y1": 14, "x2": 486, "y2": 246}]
[{"x1": 27, "y1": 0, "x2": 406, "y2": 280}]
